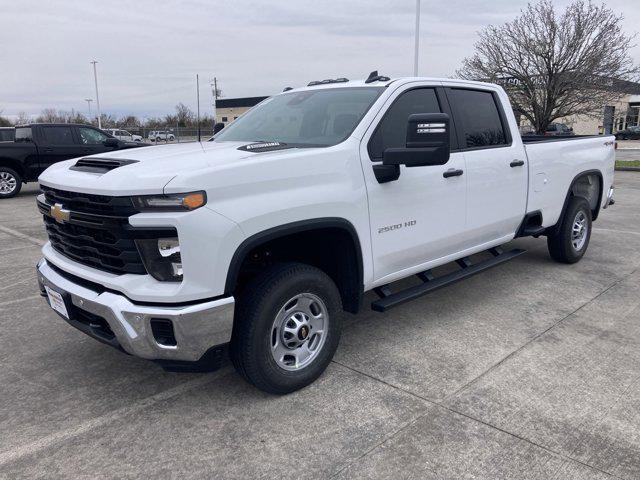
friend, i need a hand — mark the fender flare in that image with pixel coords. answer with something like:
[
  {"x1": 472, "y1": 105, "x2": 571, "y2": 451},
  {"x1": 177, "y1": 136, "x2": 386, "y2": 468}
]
[
  {"x1": 551, "y1": 169, "x2": 603, "y2": 234},
  {"x1": 224, "y1": 217, "x2": 364, "y2": 297}
]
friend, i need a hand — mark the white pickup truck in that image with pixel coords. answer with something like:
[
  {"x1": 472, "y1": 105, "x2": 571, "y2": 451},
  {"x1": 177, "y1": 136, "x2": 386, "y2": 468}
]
[{"x1": 36, "y1": 73, "x2": 615, "y2": 394}]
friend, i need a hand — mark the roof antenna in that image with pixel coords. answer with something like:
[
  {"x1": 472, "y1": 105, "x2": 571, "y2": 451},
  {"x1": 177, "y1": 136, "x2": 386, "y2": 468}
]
[{"x1": 365, "y1": 70, "x2": 390, "y2": 84}]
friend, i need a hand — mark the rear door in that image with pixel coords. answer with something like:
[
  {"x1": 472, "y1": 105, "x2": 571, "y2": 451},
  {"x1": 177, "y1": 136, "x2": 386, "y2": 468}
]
[
  {"x1": 37, "y1": 125, "x2": 86, "y2": 171},
  {"x1": 360, "y1": 84, "x2": 468, "y2": 284},
  {"x1": 446, "y1": 87, "x2": 527, "y2": 245}
]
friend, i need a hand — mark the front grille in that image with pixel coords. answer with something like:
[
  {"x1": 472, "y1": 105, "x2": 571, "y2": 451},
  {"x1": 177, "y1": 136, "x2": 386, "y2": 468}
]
[
  {"x1": 41, "y1": 185, "x2": 138, "y2": 216},
  {"x1": 38, "y1": 188, "x2": 175, "y2": 276}
]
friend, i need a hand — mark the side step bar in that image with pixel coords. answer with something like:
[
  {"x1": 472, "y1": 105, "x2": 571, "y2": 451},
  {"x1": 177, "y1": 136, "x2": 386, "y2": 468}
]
[{"x1": 371, "y1": 247, "x2": 526, "y2": 312}]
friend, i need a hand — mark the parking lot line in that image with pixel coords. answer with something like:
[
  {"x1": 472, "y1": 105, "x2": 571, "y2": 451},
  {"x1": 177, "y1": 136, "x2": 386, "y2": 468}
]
[
  {"x1": 0, "y1": 367, "x2": 233, "y2": 468},
  {"x1": 0, "y1": 225, "x2": 45, "y2": 247}
]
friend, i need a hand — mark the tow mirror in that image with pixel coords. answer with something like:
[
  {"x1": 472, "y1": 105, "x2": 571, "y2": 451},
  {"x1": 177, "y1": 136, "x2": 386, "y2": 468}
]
[
  {"x1": 374, "y1": 113, "x2": 451, "y2": 183},
  {"x1": 213, "y1": 122, "x2": 225, "y2": 134},
  {"x1": 103, "y1": 137, "x2": 119, "y2": 147}
]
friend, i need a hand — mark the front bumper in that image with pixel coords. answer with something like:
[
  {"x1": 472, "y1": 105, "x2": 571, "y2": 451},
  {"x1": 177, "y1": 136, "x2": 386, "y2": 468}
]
[{"x1": 36, "y1": 258, "x2": 234, "y2": 363}]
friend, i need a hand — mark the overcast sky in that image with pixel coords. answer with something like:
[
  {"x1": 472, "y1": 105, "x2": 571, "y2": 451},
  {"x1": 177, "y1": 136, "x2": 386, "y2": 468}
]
[{"x1": 1, "y1": 0, "x2": 639, "y2": 120}]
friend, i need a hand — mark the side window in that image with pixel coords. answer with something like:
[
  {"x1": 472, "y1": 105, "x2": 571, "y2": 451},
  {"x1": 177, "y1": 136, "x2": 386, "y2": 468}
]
[
  {"x1": 368, "y1": 88, "x2": 441, "y2": 160},
  {"x1": 78, "y1": 127, "x2": 109, "y2": 145},
  {"x1": 42, "y1": 126, "x2": 75, "y2": 145},
  {"x1": 448, "y1": 89, "x2": 507, "y2": 148}
]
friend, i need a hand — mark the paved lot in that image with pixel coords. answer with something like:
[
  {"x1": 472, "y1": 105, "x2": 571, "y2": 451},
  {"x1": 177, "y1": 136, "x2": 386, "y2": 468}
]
[{"x1": 1, "y1": 173, "x2": 639, "y2": 479}]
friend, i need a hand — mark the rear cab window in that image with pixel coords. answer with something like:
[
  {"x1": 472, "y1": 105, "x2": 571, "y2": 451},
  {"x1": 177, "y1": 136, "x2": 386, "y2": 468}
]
[
  {"x1": 447, "y1": 88, "x2": 510, "y2": 149},
  {"x1": 41, "y1": 126, "x2": 76, "y2": 145},
  {"x1": 14, "y1": 127, "x2": 33, "y2": 143}
]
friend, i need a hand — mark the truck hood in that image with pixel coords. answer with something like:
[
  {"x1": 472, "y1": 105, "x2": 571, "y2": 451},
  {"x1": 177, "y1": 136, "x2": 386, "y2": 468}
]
[{"x1": 38, "y1": 141, "x2": 261, "y2": 195}]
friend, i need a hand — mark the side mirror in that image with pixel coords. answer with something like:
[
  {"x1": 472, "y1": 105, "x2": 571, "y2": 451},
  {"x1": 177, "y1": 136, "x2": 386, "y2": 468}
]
[
  {"x1": 104, "y1": 137, "x2": 119, "y2": 147},
  {"x1": 374, "y1": 113, "x2": 450, "y2": 183},
  {"x1": 383, "y1": 113, "x2": 450, "y2": 167},
  {"x1": 213, "y1": 122, "x2": 225, "y2": 134}
]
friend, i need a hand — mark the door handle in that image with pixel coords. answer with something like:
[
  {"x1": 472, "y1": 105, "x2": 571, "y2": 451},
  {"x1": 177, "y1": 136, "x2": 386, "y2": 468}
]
[
  {"x1": 443, "y1": 168, "x2": 464, "y2": 178},
  {"x1": 43, "y1": 147, "x2": 53, "y2": 152},
  {"x1": 510, "y1": 160, "x2": 525, "y2": 167}
]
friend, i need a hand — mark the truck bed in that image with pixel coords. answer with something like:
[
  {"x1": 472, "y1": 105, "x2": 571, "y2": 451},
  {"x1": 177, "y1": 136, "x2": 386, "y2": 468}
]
[{"x1": 523, "y1": 135, "x2": 615, "y2": 228}]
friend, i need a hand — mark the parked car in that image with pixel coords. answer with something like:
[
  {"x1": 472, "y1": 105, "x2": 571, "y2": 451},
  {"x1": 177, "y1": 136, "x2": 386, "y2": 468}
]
[
  {"x1": 0, "y1": 127, "x2": 15, "y2": 142},
  {"x1": 35, "y1": 74, "x2": 615, "y2": 394},
  {"x1": 545, "y1": 122, "x2": 575, "y2": 136},
  {"x1": 614, "y1": 125, "x2": 640, "y2": 140},
  {"x1": 148, "y1": 130, "x2": 175, "y2": 142},
  {"x1": 0, "y1": 123, "x2": 145, "y2": 198},
  {"x1": 104, "y1": 128, "x2": 143, "y2": 142}
]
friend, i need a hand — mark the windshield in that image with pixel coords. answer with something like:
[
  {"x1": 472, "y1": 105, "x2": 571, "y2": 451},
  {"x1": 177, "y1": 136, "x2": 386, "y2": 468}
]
[{"x1": 213, "y1": 87, "x2": 383, "y2": 147}]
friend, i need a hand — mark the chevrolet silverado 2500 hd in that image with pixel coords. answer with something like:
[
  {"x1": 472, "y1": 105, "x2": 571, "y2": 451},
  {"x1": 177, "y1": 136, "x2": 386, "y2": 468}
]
[{"x1": 35, "y1": 74, "x2": 615, "y2": 394}]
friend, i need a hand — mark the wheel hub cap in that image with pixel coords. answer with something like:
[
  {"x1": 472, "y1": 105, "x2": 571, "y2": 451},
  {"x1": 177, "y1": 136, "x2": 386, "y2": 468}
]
[
  {"x1": 0, "y1": 172, "x2": 17, "y2": 194},
  {"x1": 571, "y1": 211, "x2": 588, "y2": 251},
  {"x1": 270, "y1": 293, "x2": 329, "y2": 371}
]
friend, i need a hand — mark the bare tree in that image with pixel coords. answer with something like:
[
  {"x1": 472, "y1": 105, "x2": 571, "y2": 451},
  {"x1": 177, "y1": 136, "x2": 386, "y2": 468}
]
[
  {"x1": 174, "y1": 103, "x2": 195, "y2": 127},
  {"x1": 14, "y1": 111, "x2": 31, "y2": 125},
  {"x1": 457, "y1": 0, "x2": 639, "y2": 134}
]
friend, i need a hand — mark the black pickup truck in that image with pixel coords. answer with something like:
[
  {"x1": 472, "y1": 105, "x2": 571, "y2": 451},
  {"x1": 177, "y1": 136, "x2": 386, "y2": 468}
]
[{"x1": 0, "y1": 123, "x2": 145, "y2": 198}]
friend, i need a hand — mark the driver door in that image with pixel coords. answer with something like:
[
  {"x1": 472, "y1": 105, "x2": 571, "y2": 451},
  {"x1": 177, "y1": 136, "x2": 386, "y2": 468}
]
[{"x1": 360, "y1": 85, "x2": 468, "y2": 285}]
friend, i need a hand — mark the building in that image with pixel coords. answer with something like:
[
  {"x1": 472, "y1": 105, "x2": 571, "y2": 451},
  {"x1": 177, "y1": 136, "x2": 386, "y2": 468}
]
[
  {"x1": 559, "y1": 79, "x2": 640, "y2": 135},
  {"x1": 499, "y1": 76, "x2": 640, "y2": 135},
  {"x1": 215, "y1": 96, "x2": 269, "y2": 126}
]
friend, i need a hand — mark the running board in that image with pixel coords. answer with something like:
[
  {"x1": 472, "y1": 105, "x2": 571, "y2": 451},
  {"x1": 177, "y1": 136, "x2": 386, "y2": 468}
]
[{"x1": 371, "y1": 247, "x2": 526, "y2": 312}]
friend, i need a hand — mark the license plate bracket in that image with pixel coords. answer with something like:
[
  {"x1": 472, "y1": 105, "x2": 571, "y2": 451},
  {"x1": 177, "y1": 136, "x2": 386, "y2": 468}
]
[{"x1": 45, "y1": 286, "x2": 74, "y2": 320}]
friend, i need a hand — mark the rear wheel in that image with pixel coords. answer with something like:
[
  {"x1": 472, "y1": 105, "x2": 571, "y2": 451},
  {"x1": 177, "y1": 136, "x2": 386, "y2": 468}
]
[
  {"x1": 547, "y1": 196, "x2": 592, "y2": 263},
  {"x1": 230, "y1": 263, "x2": 342, "y2": 394},
  {"x1": 0, "y1": 167, "x2": 22, "y2": 198}
]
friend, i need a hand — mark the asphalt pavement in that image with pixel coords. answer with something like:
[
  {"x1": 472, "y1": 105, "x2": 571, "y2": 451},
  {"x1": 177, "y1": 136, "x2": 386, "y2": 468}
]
[{"x1": 1, "y1": 173, "x2": 639, "y2": 479}]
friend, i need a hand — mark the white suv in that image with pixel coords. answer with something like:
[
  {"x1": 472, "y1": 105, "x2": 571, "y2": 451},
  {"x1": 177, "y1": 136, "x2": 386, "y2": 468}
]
[
  {"x1": 104, "y1": 129, "x2": 142, "y2": 142},
  {"x1": 148, "y1": 130, "x2": 175, "y2": 142}
]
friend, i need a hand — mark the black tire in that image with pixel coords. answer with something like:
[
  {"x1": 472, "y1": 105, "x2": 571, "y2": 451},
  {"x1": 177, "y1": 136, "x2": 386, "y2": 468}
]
[
  {"x1": 230, "y1": 262, "x2": 342, "y2": 394},
  {"x1": 547, "y1": 196, "x2": 592, "y2": 264},
  {"x1": 0, "y1": 167, "x2": 22, "y2": 199}
]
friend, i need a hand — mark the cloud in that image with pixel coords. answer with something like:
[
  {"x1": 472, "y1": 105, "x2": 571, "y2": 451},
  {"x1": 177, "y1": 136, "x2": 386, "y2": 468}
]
[{"x1": 1, "y1": 0, "x2": 638, "y2": 120}]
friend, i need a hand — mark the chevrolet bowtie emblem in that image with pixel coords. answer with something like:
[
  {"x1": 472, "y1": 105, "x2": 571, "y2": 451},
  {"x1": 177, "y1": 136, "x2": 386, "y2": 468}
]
[{"x1": 50, "y1": 203, "x2": 70, "y2": 224}]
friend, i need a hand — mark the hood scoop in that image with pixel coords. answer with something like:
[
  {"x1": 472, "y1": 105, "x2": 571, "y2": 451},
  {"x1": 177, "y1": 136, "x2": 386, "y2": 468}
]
[{"x1": 70, "y1": 157, "x2": 139, "y2": 174}]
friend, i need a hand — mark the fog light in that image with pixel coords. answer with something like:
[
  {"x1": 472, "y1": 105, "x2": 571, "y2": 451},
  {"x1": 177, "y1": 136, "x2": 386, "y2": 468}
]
[
  {"x1": 158, "y1": 238, "x2": 180, "y2": 257},
  {"x1": 136, "y1": 237, "x2": 183, "y2": 282}
]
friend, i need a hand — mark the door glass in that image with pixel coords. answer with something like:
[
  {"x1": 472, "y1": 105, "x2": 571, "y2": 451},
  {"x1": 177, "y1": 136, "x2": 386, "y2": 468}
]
[
  {"x1": 78, "y1": 127, "x2": 109, "y2": 145},
  {"x1": 449, "y1": 89, "x2": 507, "y2": 148},
  {"x1": 368, "y1": 88, "x2": 441, "y2": 160},
  {"x1": 15, "y1": 127, "x2": 32, "y2": 142},
  {"x1": 42, "y1": 126, "x2": 75, "y2": 145}
]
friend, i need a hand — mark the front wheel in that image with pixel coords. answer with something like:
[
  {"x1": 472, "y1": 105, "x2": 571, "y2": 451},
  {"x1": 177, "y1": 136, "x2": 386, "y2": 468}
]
[
  {"x1": 230, "y1": 263, "x2": 342, "y2": 394},
  {"x1": 0, "y1": 167, "x2": 22, "y2": 198},
  {"x1": 547, "y1": 196, "x2": 592, "y2": 263}
]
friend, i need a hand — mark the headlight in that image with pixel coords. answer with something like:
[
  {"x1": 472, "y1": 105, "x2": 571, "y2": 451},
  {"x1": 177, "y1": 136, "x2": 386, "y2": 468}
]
[
  {"x1": 136, "y1": 237, "x2": 183, "y2": 281},
  {"x1": 132, "y1": 191, "x2": 206, "y2": 211}
]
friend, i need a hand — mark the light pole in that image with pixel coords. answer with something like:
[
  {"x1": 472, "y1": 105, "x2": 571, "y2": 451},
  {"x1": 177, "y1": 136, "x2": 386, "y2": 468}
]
[
  {"x1": 413, "y1": 0, "x2": 421, "y2": 76},
  {"x1": 85, "y1": 98, "x2": 93, "y2": 118},
  {"x1": 90, "y1": 60, "x2": 102, "y2": 129}
]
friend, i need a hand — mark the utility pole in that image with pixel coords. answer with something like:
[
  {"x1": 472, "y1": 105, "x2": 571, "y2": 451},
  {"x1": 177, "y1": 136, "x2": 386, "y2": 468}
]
[
  {"x1": 85, "y1": 98, "x2": 93, "y2": 117},
  {"x1": 413, "y1": 0, "x2": 421, "y2": 76},
  {"x1": 90, "y1": 60, "x2": 102, "y2": 129},
  {"x1": 196, "y1": 74, "x2": 201, "y2": 142},
  {"x1": 210, "y1": 77, "x2": 219, "y2": 124}
]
